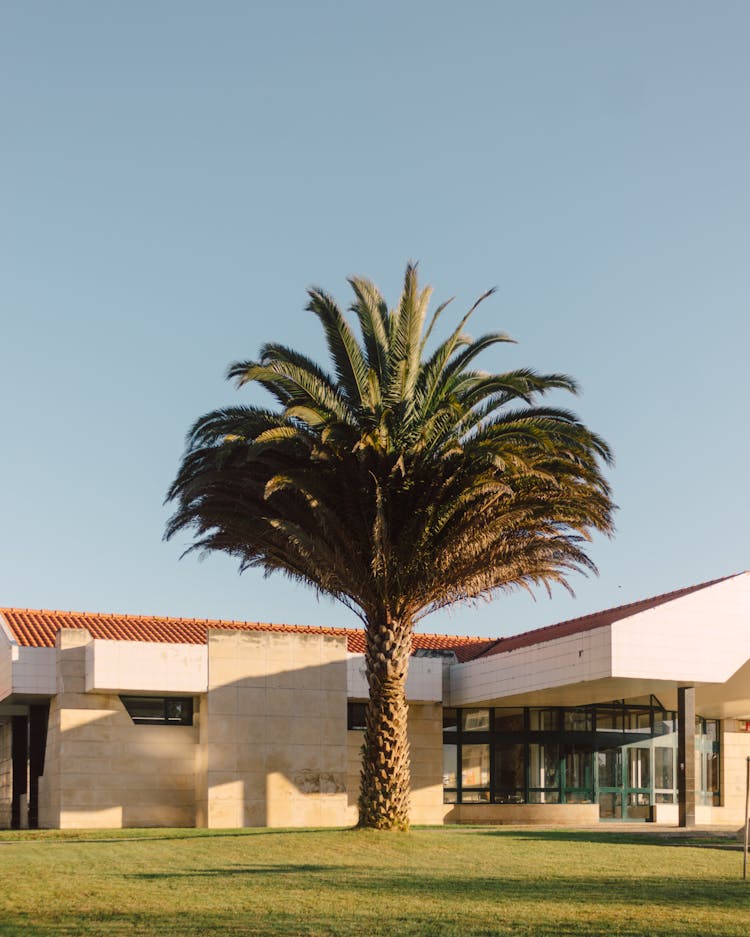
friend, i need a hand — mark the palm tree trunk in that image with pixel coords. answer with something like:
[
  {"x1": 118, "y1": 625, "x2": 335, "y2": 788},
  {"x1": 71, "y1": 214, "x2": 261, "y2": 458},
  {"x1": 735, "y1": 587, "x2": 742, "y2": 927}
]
[{"x1": 357, "y1": 615, "x2": 412, "y2": 830}]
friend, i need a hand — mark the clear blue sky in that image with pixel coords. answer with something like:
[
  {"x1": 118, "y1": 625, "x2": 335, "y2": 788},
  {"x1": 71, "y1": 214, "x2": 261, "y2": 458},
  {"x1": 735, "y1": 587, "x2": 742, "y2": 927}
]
[{"x1": 2, "y1": 2, "x2": 748, "y2": 639}]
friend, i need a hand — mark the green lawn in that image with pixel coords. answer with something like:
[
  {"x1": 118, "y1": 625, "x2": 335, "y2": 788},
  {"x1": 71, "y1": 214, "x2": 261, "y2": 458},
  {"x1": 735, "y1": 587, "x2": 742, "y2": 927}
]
[{"x1": 0, "y1": 827, "x2": 747, "y2": 936}]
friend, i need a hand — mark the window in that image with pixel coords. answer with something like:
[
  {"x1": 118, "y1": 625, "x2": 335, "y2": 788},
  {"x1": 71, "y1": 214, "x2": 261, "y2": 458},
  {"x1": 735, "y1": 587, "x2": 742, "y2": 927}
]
[
  {"x1": 494, "y1": 708, "x2": 524, "y2": 732},
  {"x1": 529, "y1": 742, "x2": 559, "y2": 791},
  {"x1": 121, "y1": 696, "x2": 193, "y2": 726},
  {"x1": 493, "y1": 743, "x2": 525, "y2": 803},
  {"x1": 443, "y1": 745, "x2": 458, "y2": 788},
  {"x1": 654, "y1": 746, "x2": 674, "y2": 790},
  {"x1": 442, "y1": 708, "x2": 458, "y2": 733},
  {"x1": 441, "y1": 704, "x2": 718, "y2": 810},
  {"x1": 697, "y1": 718, "x2": 720, "y2": 805},
  {"x1": 461, "y1": 743, "x2": 490, "y2": 788},
  {"x1": 461, "y1": 709, "x2": 490, "y2": 732},
  {"x1": 347, "y1": 702, "x2": 367, "y2": 731},
  {"x1": 529, "y1": 709, "x2": 558, "y2": 731},
  {"x1": 595, "y1": 707, "x2": 623, "y2": 732}
]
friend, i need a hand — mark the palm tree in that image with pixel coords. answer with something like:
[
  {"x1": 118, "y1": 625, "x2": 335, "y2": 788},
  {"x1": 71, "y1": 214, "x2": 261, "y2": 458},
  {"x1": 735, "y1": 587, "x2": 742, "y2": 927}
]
[{"x1": 165, "y1": 265, "x2": 615, "y2": 830}]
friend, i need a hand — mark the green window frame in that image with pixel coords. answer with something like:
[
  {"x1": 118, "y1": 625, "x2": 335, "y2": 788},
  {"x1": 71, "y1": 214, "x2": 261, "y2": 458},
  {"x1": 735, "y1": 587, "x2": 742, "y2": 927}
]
[{"x1": 442, "y1": 703, "x2": 720, "y2": 811}]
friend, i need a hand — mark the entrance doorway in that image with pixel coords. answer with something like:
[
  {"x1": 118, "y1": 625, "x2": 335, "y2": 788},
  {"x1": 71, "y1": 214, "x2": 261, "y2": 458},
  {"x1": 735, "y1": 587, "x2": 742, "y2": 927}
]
[{"x1": 597, "y1": 745, "x2": 652, "y2": 819}]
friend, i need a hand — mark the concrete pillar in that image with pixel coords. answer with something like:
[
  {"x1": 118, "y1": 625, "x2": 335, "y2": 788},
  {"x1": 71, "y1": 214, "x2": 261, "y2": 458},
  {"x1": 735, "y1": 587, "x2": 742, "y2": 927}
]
[{"x1": 677, "y1": 686, "x2": 696, "y2": 827}]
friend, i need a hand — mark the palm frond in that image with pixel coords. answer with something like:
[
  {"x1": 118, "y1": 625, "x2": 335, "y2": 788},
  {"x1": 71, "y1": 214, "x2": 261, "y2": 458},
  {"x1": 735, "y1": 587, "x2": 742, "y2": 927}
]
[{"x1": 166, "y1": 265, "x2": 615, "y2": 627}]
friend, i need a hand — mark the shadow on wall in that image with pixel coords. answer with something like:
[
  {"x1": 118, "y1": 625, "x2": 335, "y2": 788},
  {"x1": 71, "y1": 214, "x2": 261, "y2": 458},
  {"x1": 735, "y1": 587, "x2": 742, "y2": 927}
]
[{"x1": 34, "y1": 628, "x2": 444, "y2": 830}]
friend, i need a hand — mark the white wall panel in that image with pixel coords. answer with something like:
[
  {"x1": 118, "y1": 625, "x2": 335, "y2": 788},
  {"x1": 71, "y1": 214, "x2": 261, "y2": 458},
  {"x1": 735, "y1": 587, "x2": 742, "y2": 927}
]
[
  {"x1": 85, "y1": 640, "x2": 208, "y2": 694},
  {"x1": 448, "y1": 626, "x2": 613, "y2": 706},
  {"x1": 611, "y1": 575, "x2": 750, "y2": 682}
]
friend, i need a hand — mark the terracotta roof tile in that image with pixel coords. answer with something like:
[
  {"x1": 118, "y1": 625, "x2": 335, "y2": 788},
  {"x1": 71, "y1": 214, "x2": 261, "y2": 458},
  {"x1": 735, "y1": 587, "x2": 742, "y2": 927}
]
[
  {"x1": 468, "y1": 572, "x2": 744, "y2": 660},
  {"x1": 0, "y1": 607, "x2": 492, "y2": 661}
]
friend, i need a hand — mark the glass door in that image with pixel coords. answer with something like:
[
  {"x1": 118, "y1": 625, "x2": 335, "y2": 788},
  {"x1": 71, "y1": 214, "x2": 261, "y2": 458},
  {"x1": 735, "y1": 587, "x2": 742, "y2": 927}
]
[
  {"x1": 596, "y1": 745, "x2": 652, "y2": 820},
  {"x1": 623, "y1": 746, "x2": 651, "y2": 819},
  {"x1": 597, "y1": 748, "x2": 623, "y2": 819}
]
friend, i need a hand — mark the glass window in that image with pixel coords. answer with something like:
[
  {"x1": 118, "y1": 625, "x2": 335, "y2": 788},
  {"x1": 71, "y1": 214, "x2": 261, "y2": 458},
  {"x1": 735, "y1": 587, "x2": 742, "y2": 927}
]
[
  {"x1": 702, "y1": 719, "x2": 719, "y2": 743},
  {"x1": 529, "y1": 742, "x2": 559, "y2": 789},
  {"x1": 462, "y1": 791, "x2": 490, "y2": 803},
  {"x1": 442, "y1": 708, "x2": 458, "y2": 733},
  {"x1": 597, "y1": 748, "x2": 621, "y2": 788},
  {"x1": 494, "y1": 708, "x2": 524, "y2": 732},
  {"x1": 121, "y1": 696, "x2": 193, "y2": 726},
  {"x1": 529, "y1": 709, "x2": 558, "y2": 731},
  {"x1": 122, "y1": 697, "x2": 164, "y2": 723},
  {"x1": 624, "y1": 709, "x2": 651, "y2": 733},
  {"x1": 443, "y1": 790, "x2": 458, "y2": 804},
  {"x1": 462, "y1": 709, "x2": 490, "y2": 732},
  {"x1": 565, "y1": 790, "x2": 593, "y2": 804},
  {"x1": 627, "y1": 747, "x2": 650, "y2": 789},
  {"x1": 628, "y1": 792, "x2": 650, "y2": 806},
  {"x1": 461, "y1": 744, "x2": 490, "y2": 787},
  {"x1": 596, "y1": 707, "x2": 622, "y2": 732},
  {"x1": 528, "y1": 789, "x2": 560, "y2": 804},
  {"x1": 493, "y1": 743, "x2": 525, "y2": 802},
  {"x1": 704, "y1": 753, "x2": 719, "y2": 802},
  {"x1": 564, "y1": 748, "x2": 592, "y2": 789},
  {"x1": 443, "y1": 745, "x2": 458, "y2": 788},
  {"x1": 599, "y1": 791, "x2": 622, "y2": 819},
  {"x1": 653, "y1": 711, "x2": 677, "y2": 737},
  {"x1": 696, "y1": 718, "x2": 720, "y2": 805},
  {"x1": 654, "y1": 747, "x2": 674, "y2": 789},
  {"x1": 627, "y1": 791, "x2": 651, "y2": 818},
  {"x1": 347, "y1": 702, "x2": 367, "y2": 731},
  {"x1": 563, "y1": 709, "x2": 592, "y2": 732},
  {"x1": 166, "y1": 699, "x2": 190, "y2": 723}
]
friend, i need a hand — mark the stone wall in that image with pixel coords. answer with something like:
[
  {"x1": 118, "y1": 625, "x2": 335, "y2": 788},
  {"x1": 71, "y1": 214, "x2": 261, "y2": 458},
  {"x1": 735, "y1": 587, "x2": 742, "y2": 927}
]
[
  {"x1": 38, "y1": 629, "x2": 198, "y2": 829},
  {"x1": 441, "y1": 802, "x2": 600, "y2": 825},
  {"x1": 201, "y1": 629, "x2": 349, "y2": 828}
]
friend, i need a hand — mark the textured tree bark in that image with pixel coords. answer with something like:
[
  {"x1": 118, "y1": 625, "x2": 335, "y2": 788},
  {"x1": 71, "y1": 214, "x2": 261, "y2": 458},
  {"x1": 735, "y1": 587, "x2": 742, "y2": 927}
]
[{"x1": 357, "y1": 615, "x2": 412, "y2": 830}]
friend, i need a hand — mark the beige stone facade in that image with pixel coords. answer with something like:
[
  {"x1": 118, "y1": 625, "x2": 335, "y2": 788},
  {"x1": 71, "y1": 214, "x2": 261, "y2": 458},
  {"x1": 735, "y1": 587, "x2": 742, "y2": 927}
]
[
  {"x1": 199, "y1": 629, "x2": 349, "y2": 829},
  {"x1": 28, "y1": 626, "x2": 437, "y2": 830},
  {"x1": 38, "y1": 630, "x2": 197, "y2": 829}
]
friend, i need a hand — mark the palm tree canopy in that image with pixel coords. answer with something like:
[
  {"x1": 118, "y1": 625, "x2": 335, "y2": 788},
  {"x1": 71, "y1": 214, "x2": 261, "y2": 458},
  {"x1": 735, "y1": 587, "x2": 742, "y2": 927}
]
[{"x1": 166, "y1": 265, "x2": 615, "y2": 626}]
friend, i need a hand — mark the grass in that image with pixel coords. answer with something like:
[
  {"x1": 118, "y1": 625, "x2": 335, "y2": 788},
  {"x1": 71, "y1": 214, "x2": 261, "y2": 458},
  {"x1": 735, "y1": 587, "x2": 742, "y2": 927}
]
[{"x1": 0, "y1": 826, "x2": 748, "y2": 936}]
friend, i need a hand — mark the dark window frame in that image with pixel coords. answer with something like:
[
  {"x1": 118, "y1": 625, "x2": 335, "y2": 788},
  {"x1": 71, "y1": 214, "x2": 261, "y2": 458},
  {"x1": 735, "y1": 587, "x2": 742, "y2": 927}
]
[
  {"x1": 443, "y1": 703, "x2": 718, "y2": 807},
  {"x1": 120, "y1": 696, "x2": 194, "y2": 726},
  {"x1": 347, "y1": 701, "x2": 367, "y2": 731}
]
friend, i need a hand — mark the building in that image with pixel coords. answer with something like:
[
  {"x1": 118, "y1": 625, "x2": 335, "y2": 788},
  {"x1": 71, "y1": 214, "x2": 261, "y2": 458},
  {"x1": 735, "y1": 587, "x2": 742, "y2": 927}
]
[{"x1": 1, "y1": 571, "x2": 749, "y2": 830}]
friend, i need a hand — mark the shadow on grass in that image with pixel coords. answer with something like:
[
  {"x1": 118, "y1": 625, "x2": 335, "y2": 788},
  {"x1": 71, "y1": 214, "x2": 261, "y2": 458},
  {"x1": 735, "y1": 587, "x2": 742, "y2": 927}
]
[
  {"x1": 124, "y1": 864, "x2": 749, "y2": 910},
  {"x1": 3, "y1": 882, "x2": 749, "y2": 937},
  {"x1": 0, "y1": 827, "x2": 353, "y2": 847},
  {"x1": 470, "y1": 829, "x2": 737, "y2": 848},
  {"x1": 131, "y1": 863, "x2": 338, "y2": 879}
]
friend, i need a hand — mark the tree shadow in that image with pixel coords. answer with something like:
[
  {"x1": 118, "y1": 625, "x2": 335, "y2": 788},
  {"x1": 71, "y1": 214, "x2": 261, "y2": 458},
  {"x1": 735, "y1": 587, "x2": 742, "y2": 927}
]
[
  {"x1": 119, "y1": 864, "x2": 749, "y2": 910},
  {"x1": 130, "y1": 863, "x2": 338, "y2": 879},
  {"x1": 470, "y1": 828, "x2": 739, "y2": 848}
]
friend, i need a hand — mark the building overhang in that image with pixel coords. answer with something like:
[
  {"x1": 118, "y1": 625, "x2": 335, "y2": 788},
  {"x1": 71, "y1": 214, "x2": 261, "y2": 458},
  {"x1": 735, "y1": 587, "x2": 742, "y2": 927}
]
[{"x1": 448, "y1": 573, "x2": 750, "y2": 719}]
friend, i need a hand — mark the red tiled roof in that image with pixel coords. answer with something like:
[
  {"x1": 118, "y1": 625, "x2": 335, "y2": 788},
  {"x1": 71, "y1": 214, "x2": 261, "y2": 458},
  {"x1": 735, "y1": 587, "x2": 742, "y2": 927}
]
[
  {"x1": 2, "y1": 573, "x2": 742, "y2": 665},
  {"x1": 0, "y1": 607, "x2": 492, "y2": 662},
  {"x1": 470, "y1": 572, "x2": 744, "y2": 660}
]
